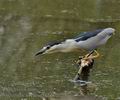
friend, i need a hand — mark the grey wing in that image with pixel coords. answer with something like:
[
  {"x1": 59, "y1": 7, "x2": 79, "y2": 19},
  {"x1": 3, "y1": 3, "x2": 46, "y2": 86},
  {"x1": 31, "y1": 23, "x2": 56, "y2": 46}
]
[{"x1": 74, "y1": 29, "x2": 104, "y2": 42}]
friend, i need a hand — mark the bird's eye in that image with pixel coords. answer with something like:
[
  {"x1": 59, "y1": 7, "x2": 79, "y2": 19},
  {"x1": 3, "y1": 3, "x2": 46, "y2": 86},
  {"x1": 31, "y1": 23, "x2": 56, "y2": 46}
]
[
  {"x1": 109, "y1": 32, "x2": 113, "y2": 36},
  {"x1": 47, "y1": 46, "x2": 50, "y2": 49}
]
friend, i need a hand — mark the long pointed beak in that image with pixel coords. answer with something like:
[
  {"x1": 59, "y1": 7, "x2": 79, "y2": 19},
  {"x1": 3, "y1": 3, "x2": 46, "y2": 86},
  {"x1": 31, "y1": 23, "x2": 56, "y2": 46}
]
[{"x1": 35, "y1": 49, "x2": 46, "y2": 56}]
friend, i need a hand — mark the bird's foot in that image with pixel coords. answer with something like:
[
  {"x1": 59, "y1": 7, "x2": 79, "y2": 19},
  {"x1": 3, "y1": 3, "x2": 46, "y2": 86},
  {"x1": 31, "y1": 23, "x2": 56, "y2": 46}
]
[{"x1": 76, "y1": 50, "x2": 100, "y2": 65}]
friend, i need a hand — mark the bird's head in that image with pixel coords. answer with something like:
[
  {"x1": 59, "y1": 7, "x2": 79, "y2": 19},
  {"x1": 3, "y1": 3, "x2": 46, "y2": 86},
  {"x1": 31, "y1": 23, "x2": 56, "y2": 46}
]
[
  {"x1": 35, "y1": 41, "x2": 62, "y2": 56},
  {"x1": 103, "y1": 28, "x2": 115, "y2": 36}
]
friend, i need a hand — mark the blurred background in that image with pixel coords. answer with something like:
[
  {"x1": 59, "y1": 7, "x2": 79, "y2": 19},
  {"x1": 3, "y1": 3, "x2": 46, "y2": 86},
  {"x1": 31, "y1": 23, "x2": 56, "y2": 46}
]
[{"x1": 0, "y1": 0, "x2": 120, "y2": 99}]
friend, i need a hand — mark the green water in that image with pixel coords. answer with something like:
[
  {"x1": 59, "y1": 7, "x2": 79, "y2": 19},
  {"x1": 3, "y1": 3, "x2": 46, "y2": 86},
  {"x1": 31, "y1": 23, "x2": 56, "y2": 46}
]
[{"x1": 0, "y1": 0, "x2": 120, "y2": 100}]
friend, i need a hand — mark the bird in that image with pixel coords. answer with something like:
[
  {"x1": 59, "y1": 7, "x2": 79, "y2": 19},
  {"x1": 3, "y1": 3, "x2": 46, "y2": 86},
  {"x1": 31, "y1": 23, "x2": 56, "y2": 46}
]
[{"x1": 35, "y1": 28, "x2": 115, "y2": 58}]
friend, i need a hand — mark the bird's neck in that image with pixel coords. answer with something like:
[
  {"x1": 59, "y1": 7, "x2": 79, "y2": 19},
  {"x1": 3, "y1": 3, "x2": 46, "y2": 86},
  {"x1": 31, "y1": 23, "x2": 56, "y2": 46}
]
[{"x1": 56, "y1": 39, "x2": 78, "y2": 52}]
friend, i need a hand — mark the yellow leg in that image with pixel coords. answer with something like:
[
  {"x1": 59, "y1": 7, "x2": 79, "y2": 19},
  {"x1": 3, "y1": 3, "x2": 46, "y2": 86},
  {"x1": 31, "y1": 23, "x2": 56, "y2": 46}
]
[
  {"x1": 91, "y1": 50, "x2": 100, "y2": 59},
  {"x1": 84, "y1": 51, "x2": 94, "y2": 58},
  {"x1": 76, "y1": 50, "x2": 100, "y2": 65},
  {"x1": 84, "y1": 50, "x2": 100, "y2": 59}
]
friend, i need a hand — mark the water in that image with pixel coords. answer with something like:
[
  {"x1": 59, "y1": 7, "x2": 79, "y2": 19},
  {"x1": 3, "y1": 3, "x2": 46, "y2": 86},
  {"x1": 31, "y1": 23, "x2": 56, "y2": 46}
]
[{"x1": 0, "y1": 0, "x2": 120, "y2": 99}]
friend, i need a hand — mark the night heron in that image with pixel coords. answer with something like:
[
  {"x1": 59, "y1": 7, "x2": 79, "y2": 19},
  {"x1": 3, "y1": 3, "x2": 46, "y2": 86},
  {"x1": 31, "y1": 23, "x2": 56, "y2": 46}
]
[{"x1": 35, "y1": 28, "x2": 115, "y2": 58}]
